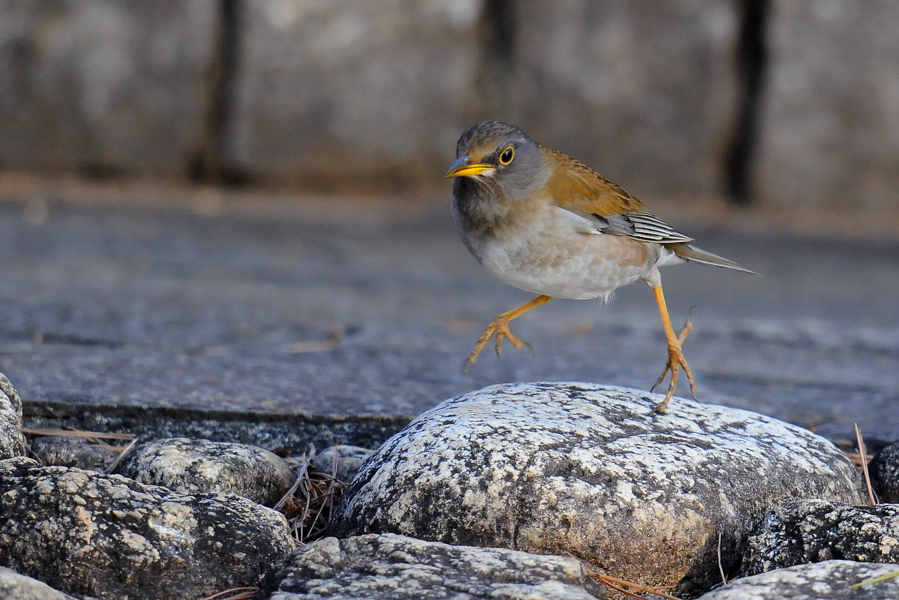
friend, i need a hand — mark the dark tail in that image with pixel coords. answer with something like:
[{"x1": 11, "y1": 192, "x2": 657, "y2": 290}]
[{"x1": 666, "y1": 242, "x2": 759, "y2": 275}]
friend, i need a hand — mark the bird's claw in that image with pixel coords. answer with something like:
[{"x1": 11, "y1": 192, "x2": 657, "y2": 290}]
[
  {"x1": 464, "y1": 316, "x2": 534, "y2": 371},
  {"x1": 494, "y1": 325, "x2": 534, "y2": 358},
  {"x1": 651, "y1": 315, "x2": 697, "y2": 413}
]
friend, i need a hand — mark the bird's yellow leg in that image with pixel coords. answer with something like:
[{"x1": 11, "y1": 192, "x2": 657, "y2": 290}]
[
  {"x1": 649, "y1": 284, "x2": 697, "y2": 413},
  {"x1": 464, "y1": 295, "x2": 552, "y2": 370}
]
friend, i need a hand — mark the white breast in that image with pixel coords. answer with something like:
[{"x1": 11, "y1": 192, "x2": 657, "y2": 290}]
[{"x1": 472, "y1": 206, "x2": 663, "y2": 301}]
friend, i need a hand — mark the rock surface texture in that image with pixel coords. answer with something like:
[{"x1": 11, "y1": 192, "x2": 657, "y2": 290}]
[
  {"x1": 697, "y1": 560, "x2": 899, "y2": 600},
  {"x1": 330, "y1": 383, "x2": 866, "y2": 597},
  {"x1": 870, "y1": 442, "x2": 899, "y2": 503},
  {"x1": 113, "y1": 437, "x2": 295, "y2": 506},
  {"x1": 743, "y1": 500, "x2": 899, "y2": 574},
  {"x1": 0, "y1": 457, "x2": 296, "y2": 600},
  {"x1": 0, "y1": 373, "x2": 25, "y2": 459},
  {"x1": 255, "y1": 533, "x2": 604, "y2": 600},
  {"x1": 0, "y1": 566, "x2": 89, "y2": 600}
]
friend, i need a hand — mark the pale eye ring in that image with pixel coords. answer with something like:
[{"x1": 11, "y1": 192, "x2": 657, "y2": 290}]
[{"x1": 498, "y1": 146, "x2": 515, "y2": 165}]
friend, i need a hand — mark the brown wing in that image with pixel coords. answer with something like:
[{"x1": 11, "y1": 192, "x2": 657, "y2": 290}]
[{"x1": 545, "y1": 148, "x2": 693, "y2": 244}]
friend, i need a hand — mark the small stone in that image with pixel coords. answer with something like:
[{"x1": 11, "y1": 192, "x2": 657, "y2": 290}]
[
  {"x1": 743, "y1": 500, "x2": 899, "y2": 575},
  {"x1": 30, "y1": 436, "x2": 119, "y2": 471},
  {"x1": 698, "y1": 560, "x2": 899, "y2": 600},
  {"x1": 255, "y1": 533, "x2": 604, "y2": 600},
  {"x1": 313, "y1": 445, "x2": 374, "y2": 483},
  {"x1": 113, "y1": 437, "x2": 295, "y2": 507},
  {"x1": 869, "y1": 442, "x2": 899, "y2": 503},
  {"x1": 329, "y1": 382, "x2": 866, "y2": 597}
]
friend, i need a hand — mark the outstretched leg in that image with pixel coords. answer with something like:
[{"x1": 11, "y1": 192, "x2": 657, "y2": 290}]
[
  {"x1": 465, "y1": 295, "x2": 552, "y2": 371},
  {"x1": 649, "y1": 284, "x2": 697, "y2": 413}
]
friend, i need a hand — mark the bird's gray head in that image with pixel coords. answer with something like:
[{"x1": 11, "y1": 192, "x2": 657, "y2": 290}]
[{"x1": 446, "y1": 121, "x2": 549, "y2": 203}]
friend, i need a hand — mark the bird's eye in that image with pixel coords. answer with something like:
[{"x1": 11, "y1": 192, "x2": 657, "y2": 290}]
[{"x1": 498, "y1": 146, "x2": 515, "y2": 165}]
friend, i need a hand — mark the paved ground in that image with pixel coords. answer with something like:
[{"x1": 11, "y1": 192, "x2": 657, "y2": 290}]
[{"x1": 0, "y1": 179, "x2": 897, "y2": 449}]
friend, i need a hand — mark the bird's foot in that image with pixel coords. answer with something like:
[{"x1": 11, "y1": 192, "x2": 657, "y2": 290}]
[
  {"x1": 462, "y1": 295, "x2": 550, "y2": 372},
  {"x1": 464, "y1": 316, "x2": 534, "y2": 371},
  {"x1": 651, "y1": 315, "x2": 696, "y2": 413}
]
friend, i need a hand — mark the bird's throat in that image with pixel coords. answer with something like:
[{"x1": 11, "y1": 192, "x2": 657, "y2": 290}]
[{"x1": 452, "y1": 180, "x2": 520, "y2": 239}]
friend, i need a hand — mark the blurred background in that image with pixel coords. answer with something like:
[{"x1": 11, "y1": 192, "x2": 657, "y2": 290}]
[
  {"x1": 1, "y1": 0, "x2": 897, "y2": 210},
  {"x1": 0, "y1": 0, "x2": 897, "y2": 447}
]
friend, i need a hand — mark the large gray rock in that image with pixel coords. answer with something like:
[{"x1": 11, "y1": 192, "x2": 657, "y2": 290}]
[
  {"x1": 329, "y1": 383, "x2": 866, "y2": 597},
  {"x1": 0, "y1": 373, "x2": 25, "y2": 459},
  {"x1": 0, "y1": 457, "x2": 296, "y2": 600},
  {"x1": 255, "y1": 533, "x2": 604, "y2": 600},
  {"x1": 113, "y1": 437, "x2": 295, "y2": 506},
  {"x1": 755, "y1": 0, "x2": 899, "y2": 208},
  {"x1": 0, "y1": 567, "x2": 89, "y2": 600},
  {"x1": 743, "y1": 500, "x2": 899, "y2": 575},
  {"x1": 507, "y1": 0, "x2": 739, "y2": 197},
  {"x1": 698, "y1": 560, "x2": 899, "y2": 600},
  {"x1": 224, "y1": 0, "x2": 485, "y2": 187},
  {"x1": 0, "y1": 0, "x2": 216, "y2": 176}
]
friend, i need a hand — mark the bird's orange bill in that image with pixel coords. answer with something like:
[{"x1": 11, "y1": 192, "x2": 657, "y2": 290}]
[{"x1": 446, "y1": 156, "x2": 493, "y2": 178}]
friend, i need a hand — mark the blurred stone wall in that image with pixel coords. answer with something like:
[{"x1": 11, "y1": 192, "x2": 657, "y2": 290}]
[
  {"x1": 0, "y1": 0, "x2": 897, "y2": 207},
  {"x1": 754, "y1": 0, "x2": 899, "y2": 209},
  {"x1": 0, "y1": 0, "x2": 217, "y2": 178}
]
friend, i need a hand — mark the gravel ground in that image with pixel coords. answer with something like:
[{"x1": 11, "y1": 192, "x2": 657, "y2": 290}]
[{"x1": 0, "y1": 179, "x2": 896, "y2": 448}]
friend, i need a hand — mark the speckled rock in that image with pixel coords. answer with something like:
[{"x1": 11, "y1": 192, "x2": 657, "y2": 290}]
[
  {"x1": 329, "y1": 383, "x2": 866, "y2": 597},
  {"x1": 870, "y1": 442, "x2": 899, "y2": 503},
  {"x1": 0, "y1": 457, "x2": 296, "y2": 600},
  {"x1": 0, "y1": 373, "x2": 25, "y2": 459},
  {"x1": 0, "y1": 566, "x2": 91, "y2": 600},
  {"x1": 29, "y1": 436, "x2": 119, "y2": 471},
  {"x1": 254, "y1": 533, "x2": 604, "y2": 600},
  {"x1": 313, "y1": 445, "x2": 374, "y2": 484},
  {"x1": 698, "y1": 560, "x2": 899, "y2": 599},
  {"x1": 113, "y1": 437, "x2": 295, "y2": 506},
  {"x1": 743, "y1": 500, "x2": 899, "y2": 575}
]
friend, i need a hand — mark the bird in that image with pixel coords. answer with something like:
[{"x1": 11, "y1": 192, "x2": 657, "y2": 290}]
[{"x1": 446, "y1": 121, "x2": 755, "y2": 414}]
